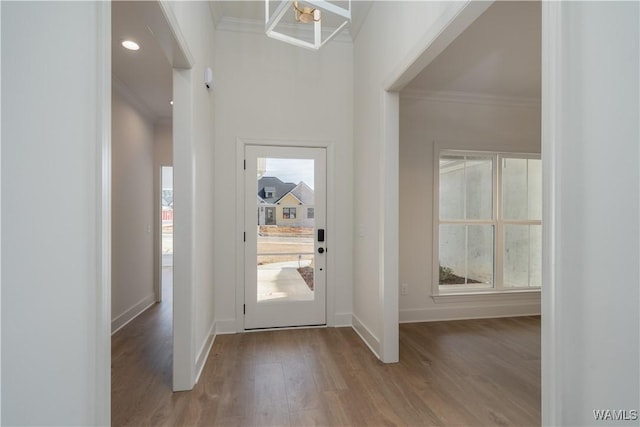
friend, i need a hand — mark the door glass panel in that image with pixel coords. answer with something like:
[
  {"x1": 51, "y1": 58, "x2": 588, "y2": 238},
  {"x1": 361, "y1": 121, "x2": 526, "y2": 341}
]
[{"x1": 256, "y1": 157, "x2": 315, "y2": 302}]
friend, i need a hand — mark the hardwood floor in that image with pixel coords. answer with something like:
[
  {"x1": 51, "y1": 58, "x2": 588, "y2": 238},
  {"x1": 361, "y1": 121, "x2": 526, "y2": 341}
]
[{"x1": 112, "y1": 286, "x2": 540, "y2": 426}]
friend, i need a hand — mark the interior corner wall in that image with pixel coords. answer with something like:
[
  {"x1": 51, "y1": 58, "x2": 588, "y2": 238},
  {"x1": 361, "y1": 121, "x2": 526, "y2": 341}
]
[
  {"x1": 111, "y1": 88, "x2": 155, "y2": 332},
  {"x1": 1, "y1": 2, "x2": 106, "y2": 425},
  {"x1": 352, "y1": 1, "x2": 469, "y2": 357},
  {"x1": 546, "y1": 2, "x2": 639, "y2": 424},
  {"x1": 168, "y1": 0, "x2": 217, "y2": 385},
  {"x1": 399, "y1": 96, "x2": 541, "y2": 322},
  {"x1": 212, "y1": 29, "x2": 354, "y2": 330}
]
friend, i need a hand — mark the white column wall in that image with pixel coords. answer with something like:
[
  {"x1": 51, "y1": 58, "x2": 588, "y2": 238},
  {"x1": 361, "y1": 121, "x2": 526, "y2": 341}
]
[
  {"x1": 353, "y1": 1, "x2": 470, "y2": 360},
  {"x1": 1, "y1": 2, "x2": 108, "y2": 425},
  {"x1": 543, "y1": 1, "x2": 639, "y2": 424},
  {"x1": 166, "y1": 0, "x2": 217, "y2": 389}
]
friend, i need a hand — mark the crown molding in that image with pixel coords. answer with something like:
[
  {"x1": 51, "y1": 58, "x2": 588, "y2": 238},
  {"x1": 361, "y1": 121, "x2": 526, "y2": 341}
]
[
  {"x1": 215, "y1": 16, "x2": 352, "y2": 44},
  {"x1": 401, "y1": 89, "x2": 541, "y2": 108}
]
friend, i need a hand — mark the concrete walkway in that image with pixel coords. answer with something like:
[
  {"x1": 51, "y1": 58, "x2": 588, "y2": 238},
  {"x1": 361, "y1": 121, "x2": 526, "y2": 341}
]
[{"x1": 257, "y1": 260, "x2": 314, "y2": 302}]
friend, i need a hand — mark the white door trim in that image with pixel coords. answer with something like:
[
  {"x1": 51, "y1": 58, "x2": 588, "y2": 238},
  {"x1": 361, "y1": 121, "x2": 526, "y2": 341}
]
[
  {"x1": 236, "y1": 138, "x2": 337, "y2": 332},
  {"x1": 96, "y1": 2, "x2": 111, "y2": 424},
  {"x1": 244, "y1": 145, "x2": 327, "y2": 329}
]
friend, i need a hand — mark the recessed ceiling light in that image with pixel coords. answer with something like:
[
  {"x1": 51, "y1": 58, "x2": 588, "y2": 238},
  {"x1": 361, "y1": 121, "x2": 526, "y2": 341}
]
[
  {"x1": 170, "y1": 100, "x2": 174, "y2": 105},
  {"x1": 121, "y1": 40, "x2": 140, "y2": 51}
]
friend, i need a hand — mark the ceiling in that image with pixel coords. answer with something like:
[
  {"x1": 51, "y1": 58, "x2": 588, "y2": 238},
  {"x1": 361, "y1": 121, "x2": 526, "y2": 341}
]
[
  {"x1": 112, "y1": 1, "x2": 370, "y2": 122},
  {"x1": 404, "y1": 1, "x2": 541, "y2": 100},
  {"x1": 111, "y1": 1, "x2": 539, "y2": 122},
  {"x1": 112, "y1": 1, "x2": 173, "y2": 121}
]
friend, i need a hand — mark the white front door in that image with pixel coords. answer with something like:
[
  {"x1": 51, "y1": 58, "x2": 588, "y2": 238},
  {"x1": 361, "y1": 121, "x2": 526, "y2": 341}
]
[{"x1": 244, "y1": 145, "x2": 326, "y2": 329}]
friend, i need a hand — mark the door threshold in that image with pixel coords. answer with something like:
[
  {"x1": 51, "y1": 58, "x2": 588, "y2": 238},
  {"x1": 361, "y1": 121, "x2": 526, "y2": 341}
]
[{"x1": 244, "y1": 324, "x2": 327, "y2": 333}]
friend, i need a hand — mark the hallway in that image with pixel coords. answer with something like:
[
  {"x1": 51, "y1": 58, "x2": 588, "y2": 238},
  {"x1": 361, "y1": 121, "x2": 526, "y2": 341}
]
[{"x1": 112, "y1": 281, "x2": 540, "y2": 427}]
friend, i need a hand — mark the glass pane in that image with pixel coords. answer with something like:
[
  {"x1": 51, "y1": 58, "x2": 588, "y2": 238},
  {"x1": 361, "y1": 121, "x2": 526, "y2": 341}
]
[
  {"x1": 257, "y1": 255, "x2": 314, "y2": 302},
  {"x1": 439, "y1": 224, "x2": 494, "y2": 289},
  {"x1": 256, "y1": 157, "x2": 315, "y2": 302},
  {"x1": 504, "y1": 225, "x2": 542, "y2": 287},
  {"x1": 440, "y1": 155, "x2": 492, "y2": 220},
  {"x1": 465, "y1": 157, "x2": 493, "y2": 219},
  {"x1": 256, "y1": 215, "x2": 314, "y2": 255},
  {"x1": 439, "y1": 156, "x2": 464, "y2": 219},
  {"x1": 502, "y1": 158, "x2": 542, "y2": 220}
]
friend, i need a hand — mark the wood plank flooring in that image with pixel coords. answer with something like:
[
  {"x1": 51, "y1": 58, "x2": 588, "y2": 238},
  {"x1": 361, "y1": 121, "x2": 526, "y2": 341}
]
[{"x1": 112, "y1": 289, "x2": 540, "y2": 426}]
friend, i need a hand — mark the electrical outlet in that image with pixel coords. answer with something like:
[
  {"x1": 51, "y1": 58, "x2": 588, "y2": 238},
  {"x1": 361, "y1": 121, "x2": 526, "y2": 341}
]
[{"x1": 401, "y1": 283, "x2": 409, "y2": 295}]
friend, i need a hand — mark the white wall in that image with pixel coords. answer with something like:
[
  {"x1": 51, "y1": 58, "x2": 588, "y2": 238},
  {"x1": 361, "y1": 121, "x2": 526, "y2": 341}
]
[
  {"x1": 399, "y1": 95, "x2": 541, "y2": 322},
  {"x1": 544, "y1": 2, "x2": 639, "y2": 425},
  {"x1": 1, "y1": 2, "x2": 4, "y2": 421},
  {"x1": 166, "y1": 0, "x2": 217, "y2": 389},
  {"x1": 155, "y1": 121, "x2": 173, "y2": 166},
  {"x1": 1, "y1": 2, "x2": 108, "y2": 425},
  {"x1": 353, "y1": 1, "x2": 471, "y2": 360},
  {"x1": 111, "y1": 86, "x2": 156, "y2": 332},
  {"x1": 213, "y1": 29, "x2": 353, "y2": 331}
]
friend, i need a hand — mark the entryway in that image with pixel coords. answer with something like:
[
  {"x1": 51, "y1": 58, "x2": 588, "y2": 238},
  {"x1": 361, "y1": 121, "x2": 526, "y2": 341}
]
[{"x1": 244, "y1": 145, "x2": 327, "y2": 329}]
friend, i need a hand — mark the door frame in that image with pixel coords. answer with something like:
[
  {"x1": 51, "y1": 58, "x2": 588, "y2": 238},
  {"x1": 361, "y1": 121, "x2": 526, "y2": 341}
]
[
  {"x1": 244, "y1": 145, "x2": 327, "y2": 329},
  {"x1": 155, "y1": 164, "x2": 174, "y2": 303},
  {"x1": 236, "y1": 137, "x2": 337, "y2": 332}
]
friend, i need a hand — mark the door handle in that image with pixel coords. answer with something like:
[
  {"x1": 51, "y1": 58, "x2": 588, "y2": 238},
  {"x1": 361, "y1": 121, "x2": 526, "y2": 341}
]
[{"x1": 318, "y1": 247, "x2": 325, "y2": 254}]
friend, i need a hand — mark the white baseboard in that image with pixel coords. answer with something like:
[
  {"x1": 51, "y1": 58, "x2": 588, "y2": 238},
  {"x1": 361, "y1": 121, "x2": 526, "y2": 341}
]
[
  {"x1": 214, "y1": 318, "x2": 238, "y2": 335},
  {"x1": 351, "y1": 314, "x2": 381, "y2": 359},
  {"x1": 194, "y1": 321, "x2": 216, "y2": 385},
  {"x1": 111, "y1": 294, "x2": 156, "y2": 334},
  {"x1": 399, "y1": 301, "x2": 541, "y2": 323},
  {"x1": 333, "y1": 312, "x2": 352, "y2": 327}
]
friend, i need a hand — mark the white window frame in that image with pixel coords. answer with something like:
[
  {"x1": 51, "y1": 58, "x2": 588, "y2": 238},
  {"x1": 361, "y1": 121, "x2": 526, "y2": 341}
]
[{"x1": 433, "y1": 149, "x2": 542, "y2": 297}]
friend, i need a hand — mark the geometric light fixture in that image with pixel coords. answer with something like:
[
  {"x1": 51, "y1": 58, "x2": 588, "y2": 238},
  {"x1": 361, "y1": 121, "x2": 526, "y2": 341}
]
[{"x1": 265, "y1": 0, "x2": 351, "y2": 50}]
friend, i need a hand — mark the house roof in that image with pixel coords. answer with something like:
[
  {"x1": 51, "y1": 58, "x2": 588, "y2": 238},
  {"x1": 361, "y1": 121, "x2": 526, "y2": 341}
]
[
  {"x1": 290, "y1": 181, "x2": 314, "y2": 205},
  {"x1": 257, "y1": 177, "x2": 297, "y2": 204},
  {"x1": 257, "y1": 177, "x2": 315, "y2": 205}
]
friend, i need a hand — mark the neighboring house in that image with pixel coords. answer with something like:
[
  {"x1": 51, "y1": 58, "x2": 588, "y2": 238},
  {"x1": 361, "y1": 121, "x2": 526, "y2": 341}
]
[{"x1": 257, "y1": 177, "x2": 315, "y2": 227}]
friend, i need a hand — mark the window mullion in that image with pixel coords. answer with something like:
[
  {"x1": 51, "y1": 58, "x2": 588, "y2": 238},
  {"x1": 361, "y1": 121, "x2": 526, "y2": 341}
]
[{"x1": 495, "y1": 154, "x2": 504, "y2": 291}]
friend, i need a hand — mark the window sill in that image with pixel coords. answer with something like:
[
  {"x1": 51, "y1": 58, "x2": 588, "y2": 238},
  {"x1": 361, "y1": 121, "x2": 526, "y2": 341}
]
[{"x1": 432, "y1": 289, "x2": 541, "y2": 304}]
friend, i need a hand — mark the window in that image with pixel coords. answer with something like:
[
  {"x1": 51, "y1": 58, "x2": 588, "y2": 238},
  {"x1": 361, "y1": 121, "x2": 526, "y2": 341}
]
[
  {"x1": 307, "y1": 207, "x2": 314, "y2": 219},
  {"x1": 436, "y1": 151, "x2": 541, "y2": 294},
  {"x1": 264, "y1": 186, "x2": 275, "y2": 198},
  {"x1": 283, "y1": 207, "x2": 296, "y2": 219}
]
